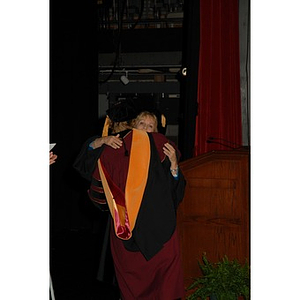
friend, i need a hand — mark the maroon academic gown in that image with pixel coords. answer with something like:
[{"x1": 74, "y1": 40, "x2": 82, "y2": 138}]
[{"x1": 98, "y1": 130, "x2": 185, "y2": 300}]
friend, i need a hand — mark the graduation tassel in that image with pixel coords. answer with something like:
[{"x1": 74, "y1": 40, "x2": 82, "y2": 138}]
[{"x1": 161, "y1": 114, "x2": 166, "y2": 128}]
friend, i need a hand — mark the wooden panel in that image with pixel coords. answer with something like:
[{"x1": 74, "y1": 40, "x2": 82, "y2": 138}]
[{"x1": 177, "y1": 150, "x2": 249, "y2": 287}]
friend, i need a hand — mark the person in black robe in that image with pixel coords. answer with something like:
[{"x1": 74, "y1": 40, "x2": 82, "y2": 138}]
[{"x1": 74, "y1": 99, "x2": 186, "y2": 299}]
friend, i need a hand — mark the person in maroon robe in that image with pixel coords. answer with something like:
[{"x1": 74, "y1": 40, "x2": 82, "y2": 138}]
[{"x1": 74, "y1": 100, "x2": 186, "y2": 299}]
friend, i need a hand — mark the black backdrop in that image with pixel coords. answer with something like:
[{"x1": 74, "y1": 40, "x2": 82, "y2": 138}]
[
  {"x1": 50, "y1": 1, "x2": 101, "y2": 232},
  {"x1": 179, "y1": 0, "x2": 199, "y2": 160}
]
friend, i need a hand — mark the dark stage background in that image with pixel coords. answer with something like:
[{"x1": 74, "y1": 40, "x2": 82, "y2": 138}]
[{"x1": 50, "y1": 2, "x2": 117, "y2": 299}]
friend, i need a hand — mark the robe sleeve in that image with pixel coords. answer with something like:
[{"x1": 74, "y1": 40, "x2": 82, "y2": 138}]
[
  {"x1": 165, "y1": 140, "x2": 186, "y2": 208},
  {"x1": 73, "y1": 135, "x2": 104, "y2": 181},
  {"x1": 170, "y1": 167, "x2": 186, "y2": 209}
]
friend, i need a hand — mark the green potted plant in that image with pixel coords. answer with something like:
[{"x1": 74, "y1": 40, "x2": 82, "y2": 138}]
[{"x1": 186, "y1": 253, "x2": 250, "y2": 300}]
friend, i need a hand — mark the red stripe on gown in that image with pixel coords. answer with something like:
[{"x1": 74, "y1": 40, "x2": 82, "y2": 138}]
[{"x1": 110, "y1": 227, "x2": 185, "y2": 300}]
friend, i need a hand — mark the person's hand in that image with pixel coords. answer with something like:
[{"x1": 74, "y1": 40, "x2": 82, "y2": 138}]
[
  {"x1": 163, "y1": 143, "x2": 178, "y2": 168},
  {"x1": 93, "y1": 134, "x2": 123, "y2": 149},
  {"x1": 103, "y1": 134, "x2": 123, "y2": 149},
  {"x1": 50, "y1": 152, "x2": 58, "y2": 165}
]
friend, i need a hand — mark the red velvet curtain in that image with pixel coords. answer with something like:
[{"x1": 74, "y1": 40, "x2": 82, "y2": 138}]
[{"x1": 194, "y1": 0, "x2": 242, "y2": 156}]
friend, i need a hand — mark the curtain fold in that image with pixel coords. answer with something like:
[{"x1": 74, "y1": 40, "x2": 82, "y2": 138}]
[{"x1": 194, "y1": 0, "x2": 242, "y2": 156}]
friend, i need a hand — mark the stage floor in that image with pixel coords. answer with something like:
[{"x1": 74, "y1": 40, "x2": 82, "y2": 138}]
[{"x1": 50, "y1": 229, "x2": 120, "y2": 300}]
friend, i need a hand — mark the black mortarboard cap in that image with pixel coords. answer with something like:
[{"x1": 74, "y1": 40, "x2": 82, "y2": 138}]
[{"x1": 106, "y1": 99, "x2": 138, "y2": 122}]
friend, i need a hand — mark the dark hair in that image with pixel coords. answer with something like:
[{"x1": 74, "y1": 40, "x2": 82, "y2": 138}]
[{"x1": 106, "y1": 99, "x2": 137, "y2": 122}]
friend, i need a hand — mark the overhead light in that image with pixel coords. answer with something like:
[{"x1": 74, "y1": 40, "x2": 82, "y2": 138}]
[{"x1": 120, "y1": 71, "x2": 129, "y2": 85}]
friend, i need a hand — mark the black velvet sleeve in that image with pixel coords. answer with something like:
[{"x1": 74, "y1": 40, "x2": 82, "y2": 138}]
[
  {"x1": 172, "y1": 169, "x2": 186, "y2": 209},
  {"x1": 73, "y1": 135, "x2": 104, "y2": 181},
  {"x1": 171, "y1": 149, "x2": 186, "y2": 209},
  {"x1": 161, "y1": 159, "x2": 186, "y2": 210}
]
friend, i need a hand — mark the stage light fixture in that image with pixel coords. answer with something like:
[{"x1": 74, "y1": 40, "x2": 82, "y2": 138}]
[{"x1": 120, "y1": 71, "x2": 129, "y2": 85}]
